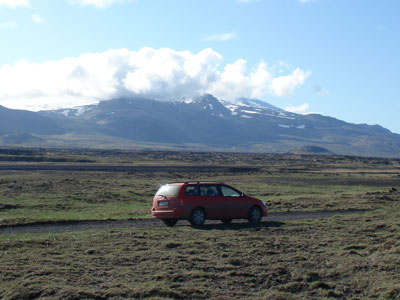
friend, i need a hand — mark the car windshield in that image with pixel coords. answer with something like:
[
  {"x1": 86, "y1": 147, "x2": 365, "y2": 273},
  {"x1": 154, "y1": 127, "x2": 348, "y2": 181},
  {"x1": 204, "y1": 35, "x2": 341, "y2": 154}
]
[
  {"x1": 220, "y1": 185, "x2": 241, "y2": 197},
  {"x1": 155, "y1": 184, "x2": 181, "y2": 196}
]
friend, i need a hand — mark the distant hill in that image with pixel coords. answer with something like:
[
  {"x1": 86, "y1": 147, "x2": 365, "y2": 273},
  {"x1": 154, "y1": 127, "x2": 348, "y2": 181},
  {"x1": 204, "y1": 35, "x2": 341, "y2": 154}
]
[
  {"x1": 1, "y1": 95, "x2": 400, "y2": 157},
  {"x1": 0, "y1": 105, "x2": 64, "y2": 135},
  {"x1": 0, "y1": 132, "x2": 44, "y2": 145},
  {"x1": 285, "y1": 145, "x2": 335, "y2": 155}
]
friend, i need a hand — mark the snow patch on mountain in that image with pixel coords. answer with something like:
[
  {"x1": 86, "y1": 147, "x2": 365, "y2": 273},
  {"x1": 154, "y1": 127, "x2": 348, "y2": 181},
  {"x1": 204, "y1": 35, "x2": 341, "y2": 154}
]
[
  {"x1": 61, "y1": 110, "x2": 71, "y2": 117},
  {"x1": 241, "y1": 110, "x2": 260, "y2": 114},
  {"x1": 75, "y1": 106, "x2": 94, "y2": 116},
  {"x1": 219, "y1": 97, "x2": 299, "y2": 121}
]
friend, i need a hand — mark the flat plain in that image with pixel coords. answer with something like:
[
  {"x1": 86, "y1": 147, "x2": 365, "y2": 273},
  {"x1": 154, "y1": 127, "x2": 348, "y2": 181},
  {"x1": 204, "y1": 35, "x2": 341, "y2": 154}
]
[{"x1": 0, "y1": 149, "x2": 400, "y2": 299}]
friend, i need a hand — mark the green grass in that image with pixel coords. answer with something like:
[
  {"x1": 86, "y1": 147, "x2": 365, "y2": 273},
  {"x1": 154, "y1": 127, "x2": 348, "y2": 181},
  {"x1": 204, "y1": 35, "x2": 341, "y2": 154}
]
[
  {"x1": 0, "y1": 150, "x2": 400, "y2": 299},
  {"x1": 1, "y1": 152, "x2": 399, "y2": 225},
  {"x1": 1, "y1": 207, "x2": 399, "y2": 299},
  {"x1": 0, "y1": 171, "x2": 166, "y2": 225}
]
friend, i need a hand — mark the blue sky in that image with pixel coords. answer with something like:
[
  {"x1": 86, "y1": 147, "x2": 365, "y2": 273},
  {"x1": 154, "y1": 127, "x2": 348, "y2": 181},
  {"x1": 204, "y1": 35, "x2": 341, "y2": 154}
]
[{"x1": 1, "y1": 0, "x2": 399, "y2": 133}]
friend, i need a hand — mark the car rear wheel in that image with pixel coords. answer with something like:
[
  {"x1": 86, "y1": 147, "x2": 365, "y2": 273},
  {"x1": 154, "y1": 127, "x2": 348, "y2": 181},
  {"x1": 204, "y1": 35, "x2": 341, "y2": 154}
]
[
  {"x1": 221, "y1": 218, "x2": 232, "y2": 224},
  {"x1": 248, "y1": 206, "x2": 262, "y2": 224},
  {"x1": 162, "y1": 219, "x2": 178, "y2": 227},
  {"x1": 190, "y1": 208, "x2": 205, "y2": 226}
]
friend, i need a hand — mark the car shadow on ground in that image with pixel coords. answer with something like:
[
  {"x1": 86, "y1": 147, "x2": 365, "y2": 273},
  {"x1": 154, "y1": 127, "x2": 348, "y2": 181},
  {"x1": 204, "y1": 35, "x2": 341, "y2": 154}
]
[{"x1": 188, "y1": 221, "x2": 285, "y2": 230}]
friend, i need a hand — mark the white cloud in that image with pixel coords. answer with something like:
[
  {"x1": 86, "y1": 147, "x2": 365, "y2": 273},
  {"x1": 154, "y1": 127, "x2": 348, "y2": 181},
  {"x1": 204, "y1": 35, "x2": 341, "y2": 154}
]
[
  {"x1": 285, "y1": 103, "x2": 310, "y2": 114},
  {"x1": 271, "y1": 68, "x2": 311, "y2": 97},
  {"x1": 31, "y1": 14, "x2": 45, "y2": 24},
  {"x1": 123, "y1": 47, "x2": 222, "y2": 99},
  {"x1": 0, "y1": 0, "x2": 30, "y2": 7},
  {"x1": 0, "y1": 21, "x2": 17, "y2": 30},
  {"x1": 68, "y1": 0, "x2": 134, "y2": 8},
  {"x1": 0, "y1": 47, "x2": 311, "y2": 111},
  {"x1": 210, "y1": 60, "x2": 274, "y2": 100},
  {"x1": 203, "y1": 32, "x2": 237, "y2": 42}
]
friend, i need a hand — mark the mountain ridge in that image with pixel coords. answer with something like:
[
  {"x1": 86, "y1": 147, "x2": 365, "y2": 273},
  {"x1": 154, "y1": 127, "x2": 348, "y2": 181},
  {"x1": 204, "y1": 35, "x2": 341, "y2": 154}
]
[{"x1": 1, "y1": 95, "x2": 399, "y2": 157}]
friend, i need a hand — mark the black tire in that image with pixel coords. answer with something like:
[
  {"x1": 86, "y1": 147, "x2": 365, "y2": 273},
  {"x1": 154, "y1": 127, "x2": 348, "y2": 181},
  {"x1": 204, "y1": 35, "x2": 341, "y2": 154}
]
[
  {"x1": 248, "y1": 206, "x2": 262, "y2": 224},
  {"x1": 162, "y1": 219, "x2": 178, "y2": 227},
  {"x1": 221, "y1": 218, "x2": 232, "y2": 224},
  {"x1": 190, "y1": 208, "x2": 206, "y2": 226}
]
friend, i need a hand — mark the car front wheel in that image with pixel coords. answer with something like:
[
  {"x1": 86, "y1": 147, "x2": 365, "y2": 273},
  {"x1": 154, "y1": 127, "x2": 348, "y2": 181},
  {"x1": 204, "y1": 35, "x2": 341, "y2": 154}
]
[
  {"x1": 190, "y1": 208, "x2": 205, "y2": 226},
  {"x1": 248, "y1": 206, "x2": 262, "y2": 224}
]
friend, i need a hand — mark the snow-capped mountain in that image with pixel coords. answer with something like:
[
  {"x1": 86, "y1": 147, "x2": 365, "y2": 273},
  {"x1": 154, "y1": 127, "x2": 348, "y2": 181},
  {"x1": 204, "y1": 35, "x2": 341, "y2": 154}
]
[{"x1": 1, "y1": 94, "x2": 399, "y2": 157}]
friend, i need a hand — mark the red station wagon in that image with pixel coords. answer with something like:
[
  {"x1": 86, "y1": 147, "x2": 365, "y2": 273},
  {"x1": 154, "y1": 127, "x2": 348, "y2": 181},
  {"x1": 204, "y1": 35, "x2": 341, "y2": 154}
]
[{"x1": 151, "y1": 181, "x2": 268, "y2": 227}]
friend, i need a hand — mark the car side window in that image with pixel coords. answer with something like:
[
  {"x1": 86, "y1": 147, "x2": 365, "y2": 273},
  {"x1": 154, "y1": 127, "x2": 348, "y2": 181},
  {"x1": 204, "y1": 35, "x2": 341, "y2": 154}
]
[
  {"x1": 220, "y1": 186, "x2": 241, "y2": 197},
  {"x1": 185, "y1": 185, "x2": 198, "y2": 196},
  {"x1": 199, "y1": 185, "x2": 220, "y2": 196}
]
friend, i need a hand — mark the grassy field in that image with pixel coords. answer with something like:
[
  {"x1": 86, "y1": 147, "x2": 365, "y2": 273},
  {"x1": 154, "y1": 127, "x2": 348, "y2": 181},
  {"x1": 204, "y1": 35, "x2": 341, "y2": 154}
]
[
  {"x1": 1, "y1": 209, "x2": 400, "y2": 299},
  {"x1": 0, "y1": 149, "x2": 400, "y2": 299}
]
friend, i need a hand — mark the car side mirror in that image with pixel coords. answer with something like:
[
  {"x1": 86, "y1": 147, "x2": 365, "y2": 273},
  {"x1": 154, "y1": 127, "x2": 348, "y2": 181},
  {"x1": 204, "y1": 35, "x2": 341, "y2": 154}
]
[{"x1": 240, "y1": 192, "x2": 245, "y2": 197}]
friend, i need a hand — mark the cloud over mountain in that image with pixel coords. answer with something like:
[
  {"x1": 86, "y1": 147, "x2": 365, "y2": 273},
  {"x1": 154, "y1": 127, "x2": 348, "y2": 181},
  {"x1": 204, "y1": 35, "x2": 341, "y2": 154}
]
[
  {"x1": 0, "y1": 47, "x2": 311, "y2": 111},
  {"x1": 285, "y1": 103, "x2": 310, "y2": 114}
]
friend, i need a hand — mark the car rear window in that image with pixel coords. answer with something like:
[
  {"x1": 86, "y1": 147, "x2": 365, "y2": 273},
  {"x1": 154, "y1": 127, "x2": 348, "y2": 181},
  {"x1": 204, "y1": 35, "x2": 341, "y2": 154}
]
[{"x1": 155, "y1": 184, "x2": 181, "y2": 196}]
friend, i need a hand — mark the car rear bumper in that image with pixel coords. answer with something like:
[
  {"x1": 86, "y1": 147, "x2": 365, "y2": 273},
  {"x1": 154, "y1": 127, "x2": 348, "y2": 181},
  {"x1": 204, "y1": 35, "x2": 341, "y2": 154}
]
[{"x1": 151, "y1": 206, "x2": 184, "y2": 219}]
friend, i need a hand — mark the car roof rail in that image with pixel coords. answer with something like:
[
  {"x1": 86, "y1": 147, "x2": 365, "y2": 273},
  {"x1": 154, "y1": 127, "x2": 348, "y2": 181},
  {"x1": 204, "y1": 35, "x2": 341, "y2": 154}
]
[
  {"x1": 184, "y1": 181, "x2": 225, "y2": 184},
  {"x1": 165, "y1": 181, "x2": 225, "y2": 185}
]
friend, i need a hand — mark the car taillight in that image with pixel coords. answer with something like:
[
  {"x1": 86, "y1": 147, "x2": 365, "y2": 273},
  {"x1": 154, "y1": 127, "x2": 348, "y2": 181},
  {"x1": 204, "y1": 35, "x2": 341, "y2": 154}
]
[{"x1": 178, "y1": 198, "x2": 184, "y2": 205}]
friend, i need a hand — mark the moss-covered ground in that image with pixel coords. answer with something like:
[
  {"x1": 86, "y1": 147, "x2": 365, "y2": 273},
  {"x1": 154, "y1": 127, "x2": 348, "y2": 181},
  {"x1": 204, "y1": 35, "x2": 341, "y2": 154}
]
[{"x1": 0, "y1": 149, "x2": 399, "y2": 299}]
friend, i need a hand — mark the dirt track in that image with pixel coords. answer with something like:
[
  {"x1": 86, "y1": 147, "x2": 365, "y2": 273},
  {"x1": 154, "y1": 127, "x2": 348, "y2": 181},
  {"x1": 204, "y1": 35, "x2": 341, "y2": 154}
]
[{"x1": 0, "y1": 210, "x2": 368, "y2": 235}]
